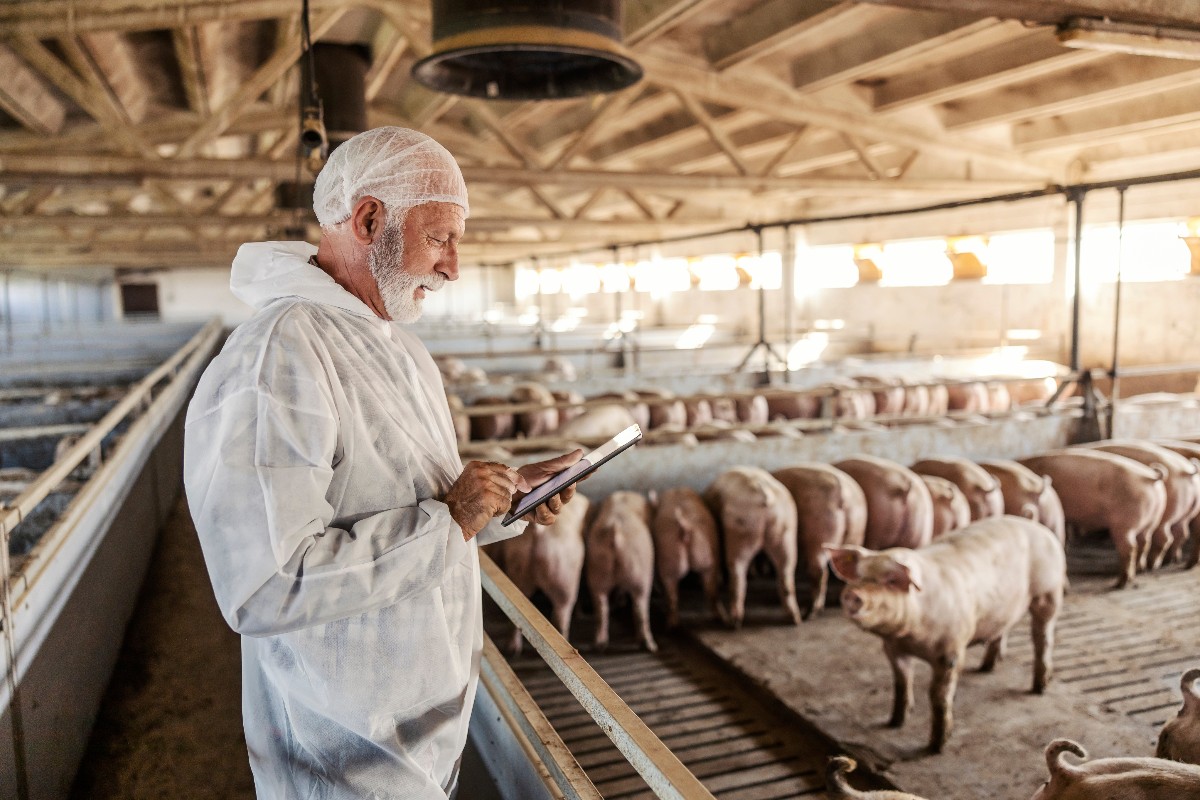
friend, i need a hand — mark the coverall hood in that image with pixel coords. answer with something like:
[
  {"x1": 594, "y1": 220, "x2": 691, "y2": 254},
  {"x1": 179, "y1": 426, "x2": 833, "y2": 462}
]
[{"x1": 230, "y1": 240, "x2": 378, "y2": 319}]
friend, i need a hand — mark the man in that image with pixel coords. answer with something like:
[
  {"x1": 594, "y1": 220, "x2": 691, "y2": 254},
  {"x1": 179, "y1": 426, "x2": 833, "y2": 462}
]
[{"x1": 183, "y1": 127, "x2": 582, "y2": 799}]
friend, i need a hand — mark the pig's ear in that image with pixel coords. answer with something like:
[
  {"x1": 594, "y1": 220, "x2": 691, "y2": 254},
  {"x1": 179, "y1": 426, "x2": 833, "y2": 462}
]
[
  {"x1": 825, "y1": 545, "x2": 868, "y2": 581},
  {"x1": 1019, "y1": 503, "x2": 1039, "y2": 521},
  {"x1": 880, "y1": 558, "x2": 921, "y2": 593}
]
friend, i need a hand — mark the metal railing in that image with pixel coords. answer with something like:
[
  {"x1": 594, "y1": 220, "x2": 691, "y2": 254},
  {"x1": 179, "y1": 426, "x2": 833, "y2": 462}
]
[
  {"x1": 479, "y1": 552, "x2": 717, "y2": 800},
  {"x1": 0, "y1": 319, "x2": 222, "y2": 800}
]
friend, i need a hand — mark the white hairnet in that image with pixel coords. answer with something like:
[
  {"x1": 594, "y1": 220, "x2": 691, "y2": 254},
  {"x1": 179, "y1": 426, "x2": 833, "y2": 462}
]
[{"x1": 312, "y1": 126, "x2": 469, "y2": 227}]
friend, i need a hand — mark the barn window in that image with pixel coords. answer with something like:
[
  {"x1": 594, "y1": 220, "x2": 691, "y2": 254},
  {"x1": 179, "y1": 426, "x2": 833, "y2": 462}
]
[
  {"x1": 876, "y1": 238, "x2": 953, "y2": 286},
  {"x1": 1079, "y1": 221, "x2": 1190, "y2": 283},
  {"x1": 796, "y1": 245, "x2": 859, "y2": 290},
  {"x1": 690, "y1": 254, "x2": 740, "y2": 291},
  {"x1": 982, "y1": 230, "x2": 1055, "y2": 285}
]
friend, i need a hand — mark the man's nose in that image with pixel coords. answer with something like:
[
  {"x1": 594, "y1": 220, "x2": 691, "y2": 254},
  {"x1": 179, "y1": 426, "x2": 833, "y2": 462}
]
[{"x1": 439, "y1": 245, "x2": 460, "y2": 282}]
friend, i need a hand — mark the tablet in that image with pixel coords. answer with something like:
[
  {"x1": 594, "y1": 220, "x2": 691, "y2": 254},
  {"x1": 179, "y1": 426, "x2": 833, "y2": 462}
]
[{"x1": 502, "y1": 424, "x2": 643, "y2": 526}]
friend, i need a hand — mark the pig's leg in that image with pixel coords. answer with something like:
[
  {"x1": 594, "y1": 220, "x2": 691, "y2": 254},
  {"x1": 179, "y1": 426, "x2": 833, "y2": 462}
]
[
  {"x1": 980, "y1": 633, "x2": 1007, "y2": 673},
  {"x1": 928, "y1": 652, "x2": 962, "y2": 753},
  {"x1": 548, "y1": 592, "x2": 576, "y2": 641},
  {"x1": 805, "y1": 554, "x2": 829, "y2": 620},
  {"x1": 1149, "y1": 524, "x2": 1175, "y2": 571},
  {"x1": 884, "y1": 642, "x2": 914, "y2": 729},
  {"x1": 633, "y1": 588, "x2": 658, "y2": 653},
  {"x1": 1112, "y1": 528, "x2": 1139, "y2": 589},
  {"x1": 663, "y1": 577, "x2": 681, "y2": 629},
  {"x1": 1030, "y1": 590, "x2": 1059, "y2": 693},
  {"x1": 592, "y1": 590, "x2": 611, "y2": 652},
  {"x1": 1188, "y1": 527, "x2": 1200, "y2": 569},
  {"x1": 728, "y1": 556, "x2": 751, "y2": 629},
  {"x1": 700, "y1": 565, "x2": 728, "y2": 625},
  {"x1": 507, "y1": 627, "x2": 524, "y2": 657},
  {"x1": 766, "y1": 543, "x2": 803, "y2": 625},
  {"x1": 507, "y1": 567, "x2": 537, "y2": 656}
]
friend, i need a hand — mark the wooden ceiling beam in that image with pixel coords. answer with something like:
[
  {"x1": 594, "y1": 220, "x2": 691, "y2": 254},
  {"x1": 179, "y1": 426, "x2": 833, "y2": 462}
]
[
  {"x1": 172, "y1": 25, "x2": 213, "y2": 117},
  {"x1": 0, "y1": 153, "x2": 1045, "y2": 195},
  {"x1": 6, "y1": 35, "x2": 153, "y2": 156},
  {"x1": 942, "y1": 55, "x2": 1200, "y2": 132},
  {"x1": 0, "y1": 44, "x2": 67, "y2": 135},
  {"x1": 1014, "y1": 84, "x2": 1200, "y2": 153},
  {"x1": 705, "y1": 0, "x2": 850, "y2": 72},
  {"x1": 176, "y1": 8, "x2": 346, "y2": 158},
  {"x1": 637, "y1": 51, "x2": 1055, "y2": 179},
  {"x1": 789, "y1": 8, "x2": 995, "y2": 94},
  {"x1": 549, "y1": 88, "x2": 643, "y2": 170},
  {"x1": 72, "y1": 32, "x2": 151, "y2": 124},
  {"x1": 624, "y1": 0, "x2": 725, "y2": 47},
  {"x1": 849, "y1": 0, "x2": 1200, "y2": 29},
  {"x1": 672, "y1": 90, "x2": 751, "y2": 176},
  {"x1": 364, "y1": 21, "x2": 408, "y2": 103},
  {"x1": 872, "y1": 30, "x2": 1107, "y2": 113}
]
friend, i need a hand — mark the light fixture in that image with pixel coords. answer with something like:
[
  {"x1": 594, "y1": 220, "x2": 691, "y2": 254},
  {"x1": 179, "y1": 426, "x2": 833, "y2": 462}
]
[
  {"x1": 412, "y1": 0, "x2": 643, "y2": 100},
  {"x1": 1056, "y1": 17, "x2": 1200, "y2": 60}
]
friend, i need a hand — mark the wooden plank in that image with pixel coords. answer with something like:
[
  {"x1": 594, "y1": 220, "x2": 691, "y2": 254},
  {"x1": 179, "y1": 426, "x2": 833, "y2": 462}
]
[{"x1": 0, "y1": 44, "x2": 66, "y2": 135}]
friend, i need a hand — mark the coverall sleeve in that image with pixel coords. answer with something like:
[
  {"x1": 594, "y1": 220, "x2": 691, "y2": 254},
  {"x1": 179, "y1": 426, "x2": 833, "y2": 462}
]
[{"x1": 184, "y1": 382, "x2": 468, "y2": 638}]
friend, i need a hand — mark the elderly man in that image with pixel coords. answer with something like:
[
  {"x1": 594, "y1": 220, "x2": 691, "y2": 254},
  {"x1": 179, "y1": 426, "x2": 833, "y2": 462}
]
[{"x1": 183, "y1": 127, "x2": 581, "y2": 799}]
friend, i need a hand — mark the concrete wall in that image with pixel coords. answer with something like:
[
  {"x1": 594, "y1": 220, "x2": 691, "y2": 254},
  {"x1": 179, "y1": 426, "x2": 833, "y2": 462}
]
[{"x1": 2, "y1": 271, "x2": 114, "y2": 339}]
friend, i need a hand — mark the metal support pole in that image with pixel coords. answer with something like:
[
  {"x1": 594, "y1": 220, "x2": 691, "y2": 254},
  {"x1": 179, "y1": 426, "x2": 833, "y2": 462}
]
[
  {"x1": 1069, "y1": 189, "x2": 1085, "y2": 373},
  {"x1": 3, "y1": 271, "x2": 13, "y2": 353},
  {"x1": 40, "y1": 273, "x2": 50, "y2": 337},
  {"x1": 782, "y1": 225, "x2": 796, "y2": 383},
  {"x1": 1109, "y1": 186, "x2": 1127, "y2": 437},
  {"x1": 735, "y1": 226, "x2": 787, "y2": 375}
]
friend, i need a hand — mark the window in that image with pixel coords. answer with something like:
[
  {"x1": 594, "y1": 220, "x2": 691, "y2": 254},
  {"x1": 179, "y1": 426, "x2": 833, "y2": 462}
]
[
  {"x1": 796, "y1": 245, "x2": 859, "y2": 291},
  {"x1": 690, "y1": 254, "x2": 740, "y2": 291},
  {"x1": 982, "y1": 230, "x2": 1054, "y2": 285},
  {"x1": 877, "y1": 238, "x2": 953, "y2": 287},
  {"x1": 1078, "y1": 221, "x2": 1190, "y2": 283}
]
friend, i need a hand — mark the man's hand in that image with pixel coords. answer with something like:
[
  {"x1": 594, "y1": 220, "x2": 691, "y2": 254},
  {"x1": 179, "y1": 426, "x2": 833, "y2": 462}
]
[
  {"x1": 443, "y1": 461, "x2": 530, "y2": 541},
  {"x1": 513, "y1": 449, "x2": 585, "y2": 526}
]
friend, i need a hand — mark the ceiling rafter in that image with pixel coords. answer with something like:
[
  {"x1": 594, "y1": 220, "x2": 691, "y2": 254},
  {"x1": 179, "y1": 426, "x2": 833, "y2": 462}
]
[
  {"x1": 672, "y1": 89, "x2": 751, "y2": 176},
  {"x1": 176, "y1": 8, "x2": 346, "y2": 158},
  {"x1": 636, "y1": 51, "x2": 1055, "y2": 180},
  {"x1": 365, "y1": 20, "x2": 408, "y2": 103},
  {"x1": 706, "y1": 0, "x2": 854, "y2": 72},
  {"x1": 172, "y1": 25, "x2": 213, "y2": 117},
  {"x1": 0, "y1": 44, "x2": 67, "y2": 136}
]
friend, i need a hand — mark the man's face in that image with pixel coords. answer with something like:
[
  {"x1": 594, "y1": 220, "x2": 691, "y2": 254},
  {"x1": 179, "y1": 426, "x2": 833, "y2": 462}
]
[{"x1": 367, "y1": 201, "x2": 465, "y2": 323}]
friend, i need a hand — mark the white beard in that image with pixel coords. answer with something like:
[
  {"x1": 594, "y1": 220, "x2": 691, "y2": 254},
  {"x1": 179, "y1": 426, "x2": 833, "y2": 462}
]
[{"x1": 367, "y1": 214, "x2": 443, "y2": 323}]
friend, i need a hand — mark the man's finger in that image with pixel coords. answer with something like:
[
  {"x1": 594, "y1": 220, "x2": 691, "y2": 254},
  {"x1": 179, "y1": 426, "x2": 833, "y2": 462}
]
[
  {"x1": 546, "y1": 494, "x2": 563, "y2": 515},
  {"x1": 532, "y1": 504, "x2": 555, "y2": 525}
]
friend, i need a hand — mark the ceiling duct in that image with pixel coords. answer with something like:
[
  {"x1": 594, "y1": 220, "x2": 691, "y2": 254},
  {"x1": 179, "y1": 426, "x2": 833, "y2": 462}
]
[
  {"x1": 311, "y1": 43, "x2": 370, "y2": 148},
  {"x1": 411, "y1": 1, "x2": 643, "y2": 100}
]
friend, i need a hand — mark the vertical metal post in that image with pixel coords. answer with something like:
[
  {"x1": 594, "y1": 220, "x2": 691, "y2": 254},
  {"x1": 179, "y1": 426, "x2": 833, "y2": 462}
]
[
  {"x1": 3, "y1": 271, "x2": 13, "y2": 353},
  {"x1": 1069, "y1": 189, "x2": 1085, "y2": 373},
  {"x1": 40, "y1": 273, "x2": 50, "y2": 337},
  {"x1": 782, "y1": 225, "x2": 796, "y2": 382},
  {"x1": 1109, "y1": 186, "x2": 1127, "y2": 433}
]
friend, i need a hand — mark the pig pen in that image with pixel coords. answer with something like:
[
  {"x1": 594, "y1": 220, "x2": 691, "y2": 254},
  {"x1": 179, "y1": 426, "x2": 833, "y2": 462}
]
[{"x1": 495, "y1": 398, "x2": 1200, "y2": 800}]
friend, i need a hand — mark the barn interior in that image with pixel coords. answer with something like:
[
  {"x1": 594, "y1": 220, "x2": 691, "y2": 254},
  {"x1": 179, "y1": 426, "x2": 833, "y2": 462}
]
[{"x1": 3, "y1": 1, "x2": 1200, "y2": 799}]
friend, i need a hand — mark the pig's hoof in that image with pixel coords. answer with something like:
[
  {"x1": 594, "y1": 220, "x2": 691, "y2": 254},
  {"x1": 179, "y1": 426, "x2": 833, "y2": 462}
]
[
  {"x1": 643, "y1": 640, "x2": 659, "y2": 654},
  {"x1": 887, "y1": 717, "x2": 905, "y2": 729},
  {"x1": 926, "y1": 741, "x2": 946, "y2": 755},
  {"x1": 594, "y1": 641, "x2": 609, "y2": 653}
]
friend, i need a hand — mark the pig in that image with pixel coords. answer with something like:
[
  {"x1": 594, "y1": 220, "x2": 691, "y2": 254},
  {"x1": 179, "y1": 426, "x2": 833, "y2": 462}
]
[
  {"x1": 1157, "y1": 669, "x2": 1200, "y2": 765},
  {"x1": 705, "y1": 467, "x2": 801, "y2": 628},
  {"x1": 772, "y1": 464, "x2": 867, "y2": 618},
  {"x1": 1154, "y1": 439, "x2": 1200, "y2": 567},
  {"x1": 829, "y1": 515, "x2": 1065, "y2": 753},
  {"x1": 510, "y1": 382, "x2": 559, "y2": 439},
  {"x1": 1081, "y1": 441, "x2": 1200, "y2": 570},
  {"x1": 735, "y1": 394, "x2": 769, "y2": 426},
  {"x1": 947, "y1": 381, "x2": 989, "y2": 413},
  {"x1": 827, "y1": 381, "x2": 876, "y2": 419},
  {"x1": 556, "y1": 404, "x2": 638, "y2": 441},
  {"x1": 435, "y1": 355, "x2": 467, "y2": 382},
  {"x1": 1012, "y1": 377, "x2": 1058, "y2": 406},
  {"x1": 927, "y1": 384, "x2": 950, "y2": 416},
  {"x1": 902, "y1": 383, "x2": 931, "y2": 417},
  {"x1": 694, "y1": 425, "x2": 755, "y2": 443},
  {"x1": 593, "y1": 391, "x2": 649, "y2": 430},
  {"x1": 980, "y1": 459, "x2": 1067, "y2": 543},
  {"x1": 855, "y1": 377, "x2": 906, "y2": 418},
  {"x1": 644, "y1": 425, "x2": 699, "y2": 447},
  {"x1": 457, "y1": 443, "x2": 514, "y2": 462},
  {"x1": 987, "y1": 382, "x2": 1012, "y2": 413},
  {"x1": 709, "y1": 396, "x2": 741, "y2": 424},
  {"x1": 496, "y1": 496, "x2": 590, "y2": 656},
  {"x1": 1032, "y1": 739, "x2": 1200, "y2": 800},
  {"x1": 636, "y1": 389, "x2": 687, "y2": 429},
  {"x1": 826, "y1": 756, "x2": 930, "y2": 800},
  {"x1": 551, "y1": 390, "x2": 585, "y2": 427},
  {"x1": 649, "y1": 487, "x2": 724, "y2": 627},
  {"x1": 683, "y1": 397, "x2": 713, "y2": 427},
  {"x1": 469, "y1": 396, "x2": 514, "y2": 441},
  {"x1": 586, "y1": 491, "x2": 657, "y2": 652},
  {"x1": 540, "y1": 356, "x2": 576, "y2": 382},
  {"x1": 911, "y1": 456, "x2": 1004, "y2": 521},
  {"x1": 834, "y1": 456, "x2": 933, "y2": 551},
  {"x1": 446, "y1": 394, "x2": 471, "y2": 444},
  {"x1": 1020, "y1": 450, "x2": 1167, "y2": 588},
  {"x1": 765, "y1": 390, "x2": 821, "y2": 421},
  {"x1": 921, "y1": 475, "x2": 970, "y2": 539}
]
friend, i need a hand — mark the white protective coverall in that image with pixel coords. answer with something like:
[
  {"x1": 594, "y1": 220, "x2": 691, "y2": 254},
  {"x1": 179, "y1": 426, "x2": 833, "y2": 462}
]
[{"x1": 183, "y1": 240, "x2": 523, "y2": 799}]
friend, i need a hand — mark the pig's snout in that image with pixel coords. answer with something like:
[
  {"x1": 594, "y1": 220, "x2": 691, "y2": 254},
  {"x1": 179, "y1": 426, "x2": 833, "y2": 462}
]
[{"x1": 842, "y1": 589, "x2": 864, "y2": 617}]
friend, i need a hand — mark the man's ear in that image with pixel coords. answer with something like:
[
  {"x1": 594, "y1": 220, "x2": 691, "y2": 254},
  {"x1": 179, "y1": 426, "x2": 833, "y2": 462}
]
[{"x1": 350, "y1": 195, "x2": 386, "y2": 245}]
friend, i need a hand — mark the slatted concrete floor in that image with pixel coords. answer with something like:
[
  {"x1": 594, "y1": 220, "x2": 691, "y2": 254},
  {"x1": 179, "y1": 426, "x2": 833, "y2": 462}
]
[{"x1": 493, "y1": 631, "x2": 896, "y2": 799}]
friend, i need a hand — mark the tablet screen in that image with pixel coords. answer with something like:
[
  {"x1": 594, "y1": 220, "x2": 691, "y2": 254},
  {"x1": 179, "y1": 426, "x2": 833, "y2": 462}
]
[{"x1": 502, "y1": 424, "x2": 642, "y2": 525}]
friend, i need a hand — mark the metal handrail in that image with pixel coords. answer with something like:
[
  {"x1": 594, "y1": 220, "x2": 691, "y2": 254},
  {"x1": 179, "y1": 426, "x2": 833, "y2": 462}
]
[
  {"x1": 479, "y1": 552, "x2": 717, "y2": 800},
  {"x1": 0, "y1": 318, "x2": 221, "y2": 542}
]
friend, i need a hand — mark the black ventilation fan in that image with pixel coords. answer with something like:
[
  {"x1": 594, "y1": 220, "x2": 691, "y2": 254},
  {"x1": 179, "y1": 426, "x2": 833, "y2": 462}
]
[{"x1": 412, "y1": 1, "x2": 642, "y2": 100}]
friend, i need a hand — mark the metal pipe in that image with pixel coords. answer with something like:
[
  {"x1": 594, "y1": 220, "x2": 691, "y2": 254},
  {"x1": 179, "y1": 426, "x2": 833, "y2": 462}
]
[
  {"x1": 1069, "y1": 190, "x2": 1085, "y2": 373},
  {"x1": 782, "y1": 225, "x2": 795, "y2": 381},
  {"x1": 479, "y1": 553, "x2": 717, "y2": 800},
  {"x1": 1110, "y1": 187, "x2": 1127, "y2": 408},
  {"x1": 3, "y1": 270, "x2": 12, "y2": 353}
]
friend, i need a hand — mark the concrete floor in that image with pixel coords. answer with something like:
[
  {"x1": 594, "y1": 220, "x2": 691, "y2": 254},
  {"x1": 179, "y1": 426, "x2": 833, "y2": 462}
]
[
  {"x1": 70, "y1": 494, "x2": 254, "y2": 800},
  {"x1": 686, "y1": 544, "x2": 1200, "y2": 800}
]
